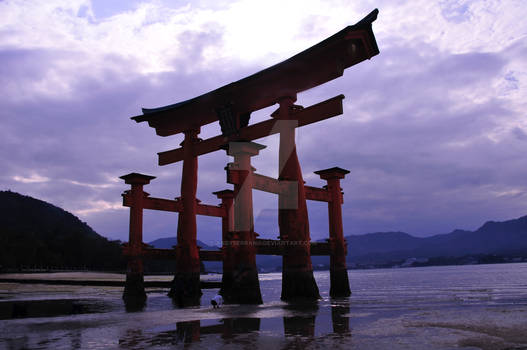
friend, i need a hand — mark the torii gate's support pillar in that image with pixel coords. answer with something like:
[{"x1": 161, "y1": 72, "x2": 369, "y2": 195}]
[
  {"x1": 275, "y1": 96, "x2": 320, "y2": 301},
  {"x1": 169, "y1": 128, "x2": 202, "y2": 306},
  {"x1": 213, "y1": 189, "x2": 235, "y2": 299},
  {"x1": 120, "y1": 173, "x2": 156, "y2": 307},
  {"x1": 226, "y1": 141, "x2": 264, "y2": 304},
  {"x1": 315, "y1": 167, "x2": 351, "y2": 297}
]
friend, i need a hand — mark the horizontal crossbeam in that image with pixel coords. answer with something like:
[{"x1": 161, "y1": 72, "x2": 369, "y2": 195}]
[
  {"x1": 125, "y1": 240, "x2": 331, "y2": 260},
  {"x1": 158, "y1": 95, "x2": 344, "y2": 165},
  {"x1": 304, "y1": 186, "x2": 332, "y2": 202},
  {"x1": 124, "y1": 247, "x2": 223, "y2": 261},
  {"x1": 254, "y1": 239, "x2": 331, "y2": 256},
  {"x1": 252, "y1": 173, "x2": 282, "y2": 194},
  {"x1": 197, "y1": 203, "x2": 225, "y2": 217},
  {"x1": 122, "y1": 193, "x2": 226, "y2": 217},
  {"x1": 227, "y1": 171, "x2": 332, "y2": 202}
]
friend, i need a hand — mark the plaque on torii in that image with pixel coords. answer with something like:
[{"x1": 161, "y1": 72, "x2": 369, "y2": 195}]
[{"x1": 122, "y1": 9, "x2": 379, "y2": 306}]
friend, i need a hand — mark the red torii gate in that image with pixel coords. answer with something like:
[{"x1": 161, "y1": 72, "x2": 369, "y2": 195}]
[{"x1": 120, "y1": 9, "x2": 379, "y2": 306}]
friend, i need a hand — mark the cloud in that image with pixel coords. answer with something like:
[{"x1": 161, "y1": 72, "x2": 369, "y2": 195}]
[
  {"x1": 1, "y1": 0, "x2": 526, "y2": 244},
  {"x1": 12, "y1": 173, "x2": 50, "y2": 184}
]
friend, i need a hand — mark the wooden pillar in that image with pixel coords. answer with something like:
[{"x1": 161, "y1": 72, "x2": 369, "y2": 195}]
[
  {"x1": 274, "y1": 96, "x2": 320, "y2": 301},
  {"x1": 225, "y1": 141, "x2": 264, "y2": 304},
  {"x1": 213, "y1": 189, "x2": 235, "y2": 299},
  {"x1": 120, "y1": 172, "x2": 156, "y2": 306},
  {"x1": 169, "y1": 128, "x2": 202, "y2": 306},
  {"x1": 314, "y1": 167, "x2": 351, "y2": 297}
]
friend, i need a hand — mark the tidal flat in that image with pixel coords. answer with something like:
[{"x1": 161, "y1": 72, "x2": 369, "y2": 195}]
[{"x1": 1, "y1": 264, "x2": 527, "y2": 349}]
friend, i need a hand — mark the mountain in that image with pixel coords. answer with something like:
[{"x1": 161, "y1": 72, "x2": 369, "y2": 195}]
[
  {"x1": 146, "y1": 237, "x2": 218, "y2": 273},
  {"x1": 148, "y1": 237, "x2": 219, "y2": 250},
  {"x1": 148, "y1": 237, "x2": 285, "y2": 273},
  {"x1": 347, "y1": 231, "x2": 422, "y2": 256},
  {"x1": 0, "y1": 190, "x2": 124, "y2": 270},
  {"x1": 146, "y1": 215, "x2": 527, "y2": 270},
  {"x1": 344, "y1": 215, "x2": 527, "y2": 266}
]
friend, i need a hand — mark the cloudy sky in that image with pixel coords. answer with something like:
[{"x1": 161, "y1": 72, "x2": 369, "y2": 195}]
[{"x1": 1, "y1": 0, "x2": 526, "y2": 245}]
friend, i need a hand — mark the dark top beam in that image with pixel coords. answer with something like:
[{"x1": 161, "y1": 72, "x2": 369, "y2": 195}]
[
  {"x1": 158, "y1": 95, "x2": 343, "y2": 165},
  {"x1": 132, "y1": 10, "x2": 379, "y2": 136}
]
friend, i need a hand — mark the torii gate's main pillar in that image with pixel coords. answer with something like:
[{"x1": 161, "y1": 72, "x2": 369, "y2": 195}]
[
  {"x1": 275, "y1": 96, "x2": 320, "y2": 300},
  {"x1": 315, "y1": 167, "x2": 351, "y2": 297},
  {"x1": 169, "y1": 128, "x2": 202, "y2": 306},
  {"x1": 225, "y1": 141, "x2": 264, "y2": 304}
]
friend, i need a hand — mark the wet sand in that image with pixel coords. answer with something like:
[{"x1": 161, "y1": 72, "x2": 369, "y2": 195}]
[{"x1": 1, "y1": 265, "x2": 527, "y2": 349}]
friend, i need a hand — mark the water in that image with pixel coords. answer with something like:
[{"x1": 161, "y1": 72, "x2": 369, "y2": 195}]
[{"x1": 1, "y1": 264, "x2": 527, "y2": 349}]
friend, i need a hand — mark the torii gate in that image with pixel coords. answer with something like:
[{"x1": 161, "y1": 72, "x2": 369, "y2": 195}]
[{"x1": 120, "y1": 9, "x2": 379, "y2": 306}]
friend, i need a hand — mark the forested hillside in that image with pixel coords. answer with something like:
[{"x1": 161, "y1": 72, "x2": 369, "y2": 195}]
[{"x1": 0, "y1": 191, "x2": 125, "y2": 270}]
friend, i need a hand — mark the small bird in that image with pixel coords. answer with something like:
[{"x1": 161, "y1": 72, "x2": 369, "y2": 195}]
[{"x1": 211, "y1": 294, "x2": 223, "y2": 308}]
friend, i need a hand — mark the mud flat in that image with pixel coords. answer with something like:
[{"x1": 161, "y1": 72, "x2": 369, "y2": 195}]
[{"x1": 1, "y1": 265, "x2": 527, "y2": 349}]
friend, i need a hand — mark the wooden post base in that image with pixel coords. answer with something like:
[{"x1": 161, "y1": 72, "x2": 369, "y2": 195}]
[
  {"x1": 220, "y1": 271, "x2": 234, "y2": 300},
  {"x1": 281, "y1": 268, "x2": 320, "y2": 301},
  {"x1": 329, "y1": 268, "x2": 351, "y2": 297},
  {"x1": 168, "y1": 272, "x2": 202, "y2": 307},
  {"x1": 228, "y1": 265, "x2": 263, "y2": 304}
]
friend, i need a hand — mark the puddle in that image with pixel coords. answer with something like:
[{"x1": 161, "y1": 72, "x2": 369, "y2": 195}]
[{"x1": 0, "y1": 299, "x2": 116, "y2": 320}]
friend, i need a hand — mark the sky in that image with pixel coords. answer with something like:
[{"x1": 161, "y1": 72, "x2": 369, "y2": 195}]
[{"x1": 1, "y1": 0, "x2": 526, "y2": 245}]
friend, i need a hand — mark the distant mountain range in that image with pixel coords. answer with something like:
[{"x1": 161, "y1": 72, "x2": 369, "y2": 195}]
[
  {"x1": 151, "y1": 215, "x2": 527, "y2": 269},
  {"x1": 2, "y1": 190, "x2": 526, "y2": 271},
  {"x1": 340, "y1": 215, "x2": 527, "y2": 266},
  {"x1": 101, "y1": 213, "x2": 527, "y2": 270},
  {"x1": 148, "y1": 237, "x2": 219, "y2": 251}
]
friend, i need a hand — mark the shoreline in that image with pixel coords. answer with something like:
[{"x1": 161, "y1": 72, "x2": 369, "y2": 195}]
[{"x1": 0, "y1": 277, "x2": 221, "y2": 288}]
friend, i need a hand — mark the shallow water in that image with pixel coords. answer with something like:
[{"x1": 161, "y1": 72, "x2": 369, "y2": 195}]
[{"x1": 1, "y1": 263, "x2": 527, "y2": 349}]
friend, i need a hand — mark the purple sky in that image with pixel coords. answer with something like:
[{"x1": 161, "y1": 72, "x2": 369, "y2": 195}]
[{"x1": 1, "y1": 0, "x2": 526, "y2": 245}]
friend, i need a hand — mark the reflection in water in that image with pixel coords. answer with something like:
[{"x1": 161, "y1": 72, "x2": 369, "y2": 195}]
[
  {"x1": 282, "y1": 304, "x2": 318, "y2": 350},
  {"x1": 220, "y1": 317, "x2": 261, "y2": 339},
  {"x1": 0, "y1": 298, "x2": 117, "y2": 320},
  {"x1": 176, "y1": 320, "x2": 200, "y2": 344},
  {"x1": 116, "y1": 302, "x2": 349, "y2": 348},
  {"x1": 5, "y1": 335, "x2": 28, "y2": 350},
  {"x1": 280, "y1": 300, "x2": 351, "y2": 349},
  {"x1": 119, "y1": 329, "x2": 144, "y2": 349},
  {"x1": 118, "y1": 317, "x2": 263, "y2": 348},
  {"x1": 283, "y1": 302, "x2": 319, "y2": 337},
  {"x1": 3, "y1": 266, "x2": 527, "y2": 349},
  {"x1": 69, "y1": 328, "x2": 82, "y2": 350},
  {"x1": 331, "y1": 298, "x2": 351, "y2": 335}
]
